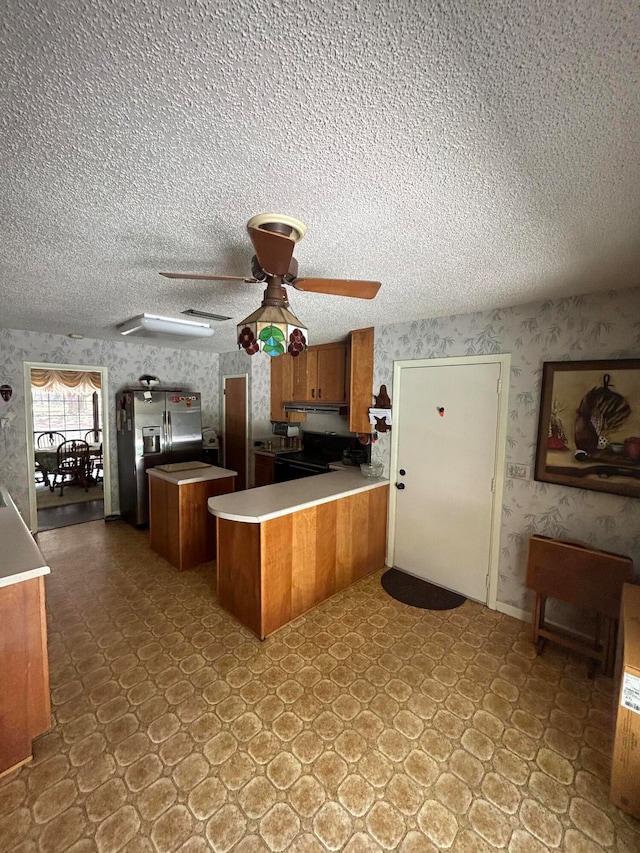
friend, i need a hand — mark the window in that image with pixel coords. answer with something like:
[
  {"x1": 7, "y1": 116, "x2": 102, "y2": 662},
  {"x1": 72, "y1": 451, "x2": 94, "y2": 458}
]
[{"x1": 32, "y1": 389, "x2": 102, "y2": 441}]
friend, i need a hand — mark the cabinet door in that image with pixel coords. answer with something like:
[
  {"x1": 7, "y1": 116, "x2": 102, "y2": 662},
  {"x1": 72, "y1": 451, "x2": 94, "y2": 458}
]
[
  {"x1": 317, "y1": 346, "x2": 347, "y2": 401},
  {"x1": 254, "y1": 454, "x2": 275, "y2": 487},
  {"x1": 269, "y1": 356, "x2": 306, "y2": 422},
  {"x1": 292, "y1": 350, "x2": 318, "y2": 400},
  {"x1": 348, "y1": 328, "x2": 374, "y2": 433},
  {"x1": 270, "y1": 356, "x2": 290, "y2": 420}
]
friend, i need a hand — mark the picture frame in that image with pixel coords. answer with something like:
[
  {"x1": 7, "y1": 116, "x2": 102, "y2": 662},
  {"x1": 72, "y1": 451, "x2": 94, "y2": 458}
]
[{"x1": 534, "y1": 359, "x2": 640, "y2": 498}]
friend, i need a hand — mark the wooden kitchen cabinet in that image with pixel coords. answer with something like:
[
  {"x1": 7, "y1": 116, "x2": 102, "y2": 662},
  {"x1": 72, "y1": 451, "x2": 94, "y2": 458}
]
[
  {"x1": 254, "y1": 452, "x2": 276, "y2": 487},
  {"x1": 291, "y1": 342, "x2": 347, "y2": 402},
  {"x1": 270, "y1": 329, "x2": 373, "y2": 428},
  {"x1": 0, "y1": 576, "x2": 50, "y2": 776},
  {"x1": 348, "y1": 327, "x2": 375, "y2": 433},
  {"x1": 148, "y1": 466, "x2": 236, "y2": 570},
  {"x1": 270, "y1": 356, "x2": 306, "y2": 422}
]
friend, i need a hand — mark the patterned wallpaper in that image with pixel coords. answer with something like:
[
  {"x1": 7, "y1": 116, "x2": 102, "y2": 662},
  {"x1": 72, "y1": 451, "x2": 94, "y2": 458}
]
[
  {"x1": 371, "y1": 287, "x2": 640, "y2": 613},
  {"x1": 0, "y1": 328, "x2": 219, "y2": 520}
]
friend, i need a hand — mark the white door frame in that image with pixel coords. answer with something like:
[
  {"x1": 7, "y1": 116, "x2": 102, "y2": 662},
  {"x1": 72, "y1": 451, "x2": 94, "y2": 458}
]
[
  {"x1": 386, "y1": 353, "x2": 510, "y2": 610},
  {"x1": 222, "y1": 373, "x2": 249, "y2": 481},
  {"x1": 24, "y1": 361, "x2": 112, "y2": 532}
]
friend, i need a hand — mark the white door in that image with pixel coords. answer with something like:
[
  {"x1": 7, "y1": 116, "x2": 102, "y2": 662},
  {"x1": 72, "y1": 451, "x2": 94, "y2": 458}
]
[{"x1": 390, "y1": 357, "x2": 506, "y2": 603}]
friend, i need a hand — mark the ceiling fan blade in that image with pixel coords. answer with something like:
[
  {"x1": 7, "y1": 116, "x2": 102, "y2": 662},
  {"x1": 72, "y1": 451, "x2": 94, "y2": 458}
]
[
  {"x1": 292, "y1": 278, "x2": 381, "y2": 299},
  {"x1": 248, "y1": 226, "x2": 295, "y2": 277},
  {"x1": 159, "y1": 272, "x2": 257, "y2": 282}
]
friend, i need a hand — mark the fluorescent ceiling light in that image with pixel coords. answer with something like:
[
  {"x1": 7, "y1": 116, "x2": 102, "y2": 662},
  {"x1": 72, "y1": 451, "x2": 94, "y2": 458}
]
[{"x1": 118, "y1": 313, "x2": 215, "y2": 338}]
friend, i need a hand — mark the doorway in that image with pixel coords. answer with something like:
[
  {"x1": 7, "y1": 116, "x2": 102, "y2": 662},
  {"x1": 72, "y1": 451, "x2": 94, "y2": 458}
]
[
  {"x1": 223, "y1": 374, "x2": 248, "y2": 491},
  {"x1": 388, "y1": 354, "x2": 509, "y2": 606},
  {"x1": 24, "y1": 362, "x2": 111, "y2": 532}
]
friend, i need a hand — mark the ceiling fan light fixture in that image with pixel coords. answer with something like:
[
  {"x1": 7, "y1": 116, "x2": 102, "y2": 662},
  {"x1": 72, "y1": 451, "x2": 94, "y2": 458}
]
[
  {"x1": 237, "y1": 304, "x2": 308, "y2": 358},
  {"x1": 247, "y1": 213, "x2": 307, "y2": 243}
]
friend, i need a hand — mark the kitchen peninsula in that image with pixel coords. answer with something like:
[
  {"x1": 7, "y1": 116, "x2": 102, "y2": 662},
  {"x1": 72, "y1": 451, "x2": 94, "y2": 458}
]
[{"x1": 208, "y1": 469, "x2": 389, "y2": 639}]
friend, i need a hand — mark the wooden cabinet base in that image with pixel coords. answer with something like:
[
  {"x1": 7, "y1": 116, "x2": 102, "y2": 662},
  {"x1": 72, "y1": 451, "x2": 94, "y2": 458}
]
[
  {"x1": 0, "y1": 576, "x2": 51, "y2": 775},
  {"x1": 150, "y1": 476, "x2": 235, "y2": 570},
  {"x1": 217, "y1": 485, "x2": 388, "y2": 639}
]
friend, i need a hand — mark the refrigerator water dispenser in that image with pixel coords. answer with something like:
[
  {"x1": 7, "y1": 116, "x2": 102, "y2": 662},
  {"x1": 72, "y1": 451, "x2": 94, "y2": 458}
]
[{"x1": 142, "y1": 426, "x2": 161, "y2": 454}]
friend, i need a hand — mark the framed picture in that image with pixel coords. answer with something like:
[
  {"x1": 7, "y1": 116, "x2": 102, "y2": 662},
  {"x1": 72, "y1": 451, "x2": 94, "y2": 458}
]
[{"x1": 534, "y1": 359, "x2": 640, "y2": 498}]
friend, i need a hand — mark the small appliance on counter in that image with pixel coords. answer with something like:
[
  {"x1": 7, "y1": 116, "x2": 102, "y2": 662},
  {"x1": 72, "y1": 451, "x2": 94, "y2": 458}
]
[
  {"x1": 272, "y1": 421, "x2": 301, "y2": 439},
  {"x1": 202, "y1": 428, "x2": 219, "y2": 449},
  {"x1": 341, "y1": 446, "x2": 369, "y2": 467}
]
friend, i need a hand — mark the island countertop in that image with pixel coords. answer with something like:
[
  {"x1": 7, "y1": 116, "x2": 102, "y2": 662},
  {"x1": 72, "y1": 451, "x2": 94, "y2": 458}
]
[
  {"x1": 0, "y1": 484, "x2": 50, "y2": 589},
  {"x1": 148, "y1": 462, "x2": 237, "y2": 486},
  {"x1": 208, "y1": 468, "x2": 388, "y2": 524}
]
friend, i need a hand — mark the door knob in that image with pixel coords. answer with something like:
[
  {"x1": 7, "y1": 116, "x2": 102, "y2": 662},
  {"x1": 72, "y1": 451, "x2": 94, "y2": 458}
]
[{"x1": 396, "y1": 482, "x2": 405, "y2": 490}]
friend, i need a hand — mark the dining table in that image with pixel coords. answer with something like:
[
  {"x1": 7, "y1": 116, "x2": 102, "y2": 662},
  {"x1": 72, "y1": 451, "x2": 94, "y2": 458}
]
[{"x1": 35, "y1": 444, "x2": 102, "y2": 489}]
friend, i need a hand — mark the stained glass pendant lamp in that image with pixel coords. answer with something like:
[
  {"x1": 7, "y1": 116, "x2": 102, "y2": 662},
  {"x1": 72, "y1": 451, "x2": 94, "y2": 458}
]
[{"x1": 237, "y1": 303, "x2": 308, "y2": 357}]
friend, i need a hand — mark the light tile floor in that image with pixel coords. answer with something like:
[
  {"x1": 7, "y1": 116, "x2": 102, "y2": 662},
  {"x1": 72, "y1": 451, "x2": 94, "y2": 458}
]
[{"x1": 1, "y1": 520, "x2": 639, "y2": 852}]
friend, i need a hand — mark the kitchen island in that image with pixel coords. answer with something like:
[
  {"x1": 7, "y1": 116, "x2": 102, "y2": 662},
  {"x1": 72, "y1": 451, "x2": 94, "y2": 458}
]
[
  {"x1": 208, "y1": 469, "x2": 389, "y2": 639},
  {"x1": 0, "y1": 484, "x2": 51, "y2": 776},
  {"x1": 148, "y1": 463, "x2": 237, "y2": 570}
]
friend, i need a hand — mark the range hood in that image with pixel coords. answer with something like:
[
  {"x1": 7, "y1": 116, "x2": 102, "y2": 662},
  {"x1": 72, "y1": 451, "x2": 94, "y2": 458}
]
[{"x1": 284, "y1": 402, "x2": 348, "y2": 415}]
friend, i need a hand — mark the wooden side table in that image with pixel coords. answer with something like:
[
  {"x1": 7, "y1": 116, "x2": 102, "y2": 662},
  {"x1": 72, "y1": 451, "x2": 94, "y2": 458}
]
[{"x1": 526, "y1": 535, "x2": 632, "y2": 676}]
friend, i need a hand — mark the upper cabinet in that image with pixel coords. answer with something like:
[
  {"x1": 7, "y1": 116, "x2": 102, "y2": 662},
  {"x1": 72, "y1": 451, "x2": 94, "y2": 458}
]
[
  {"x1": 269, "y1": 328, "x2": 374, "y2": 431},
  {"x1": 270, "y1": 357, "x2": 306, "y2": 422},
  {"x1": 348, "y1": 327, "x2": 374, "y2": 433},
  {"x1": 291, "y1": 343, "x2": 347, "y2": 403}
]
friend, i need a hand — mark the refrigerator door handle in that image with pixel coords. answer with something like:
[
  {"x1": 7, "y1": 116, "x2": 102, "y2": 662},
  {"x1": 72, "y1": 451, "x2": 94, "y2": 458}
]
[{"x1": 167, "y1": 410, "x2": 172, "y2": 447}]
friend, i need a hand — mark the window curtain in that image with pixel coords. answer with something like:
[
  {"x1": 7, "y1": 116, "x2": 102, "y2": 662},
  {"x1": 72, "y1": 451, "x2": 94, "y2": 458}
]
[{"x1": 30, "y1": 369, "x2": 101, "y2": 394}]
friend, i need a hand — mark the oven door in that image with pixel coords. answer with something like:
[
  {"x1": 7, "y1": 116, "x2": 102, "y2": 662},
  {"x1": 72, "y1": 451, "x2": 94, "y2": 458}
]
[{"x1": 274, "y1": 457, "x2": 326, "y2": 482}]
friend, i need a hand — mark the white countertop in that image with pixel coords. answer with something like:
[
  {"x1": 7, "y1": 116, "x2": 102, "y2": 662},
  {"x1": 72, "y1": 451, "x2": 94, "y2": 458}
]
[
  {"x1": 148, "y1": 463, "x2": 237, "y2": 486},
  {"x1": 0, "y1": 484, "x2": 50, "y2": 589},
  {"x1": 208, "y1": 468, "x2": 389, "y2": 523}
]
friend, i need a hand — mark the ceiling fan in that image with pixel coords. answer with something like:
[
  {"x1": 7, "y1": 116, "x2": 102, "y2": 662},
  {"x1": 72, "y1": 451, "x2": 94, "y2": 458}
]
[{"x1": 159, "y1": 214, "x2": 381, "y2": 357}]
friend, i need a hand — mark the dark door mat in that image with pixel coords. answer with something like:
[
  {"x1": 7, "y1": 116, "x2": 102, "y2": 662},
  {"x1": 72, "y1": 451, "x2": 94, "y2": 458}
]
[{"x1": 381, "y1": 568, "x2": 466, "y2": 610}]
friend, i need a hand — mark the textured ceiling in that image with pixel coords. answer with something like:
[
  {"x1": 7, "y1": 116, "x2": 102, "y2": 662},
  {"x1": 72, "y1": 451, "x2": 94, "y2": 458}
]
[{"x1": 1, "y1": 0, "x2": 639, "y2": 353}]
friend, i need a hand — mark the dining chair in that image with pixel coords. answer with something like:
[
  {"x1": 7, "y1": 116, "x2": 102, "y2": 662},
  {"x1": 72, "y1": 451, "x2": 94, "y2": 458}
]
[
  {"x1": 35, "y1": 432, "x2": 66, "y2": 488},
  {"x1": 85, "y1": 430, "x2": 103, "y2": 483},
  {"x1": 36, "y1": 431, "x2": 66, "y2": 447},
  {"x1": 53, "y1": 440, "x2": 91, "y2": 495}
]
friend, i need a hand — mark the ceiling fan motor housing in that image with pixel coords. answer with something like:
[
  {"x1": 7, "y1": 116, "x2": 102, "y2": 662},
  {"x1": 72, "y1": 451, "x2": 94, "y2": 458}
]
[{"x1": 247, "y1": 213, "x2": 307, "y2": 243}]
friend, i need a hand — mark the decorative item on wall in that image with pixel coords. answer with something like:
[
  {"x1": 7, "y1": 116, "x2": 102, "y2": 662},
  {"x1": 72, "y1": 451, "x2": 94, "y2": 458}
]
[
  {"x1": 369, "y1": 384, "x2": 392, "y2": 433},
  {"x1": 535, "y1": 359, "x2": 640, "y2": 498},
  {"x1": 0, "y1": 385, "x2": 12, "y2": 401}
]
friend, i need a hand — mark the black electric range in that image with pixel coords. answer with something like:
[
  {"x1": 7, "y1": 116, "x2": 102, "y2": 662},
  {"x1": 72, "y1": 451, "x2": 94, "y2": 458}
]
[{"x1": 273, "y1": 432, "x2": 370, "y2": 482}]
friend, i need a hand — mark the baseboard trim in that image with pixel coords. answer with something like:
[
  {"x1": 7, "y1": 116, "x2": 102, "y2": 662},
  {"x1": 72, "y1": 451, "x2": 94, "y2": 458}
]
[{"x1": 496, "y1": 602, "x2": 531, "y2": 624}]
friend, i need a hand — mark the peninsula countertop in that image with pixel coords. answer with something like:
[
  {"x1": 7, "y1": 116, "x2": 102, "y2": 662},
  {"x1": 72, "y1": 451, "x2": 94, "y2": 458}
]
[
  {"x1": 208, "y1": 468, "x2": 389, "y2": 524},
  {"x1": 148, "y1": 462, "x2": 237, "y2": 486},
  {"x1": 0, "y1": 484, "x2": 50, "y2": 589}
]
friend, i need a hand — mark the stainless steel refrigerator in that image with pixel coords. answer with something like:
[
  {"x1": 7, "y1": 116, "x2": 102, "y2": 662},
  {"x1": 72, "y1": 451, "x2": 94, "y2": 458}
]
[{"x1": 116, "y1": 389, "x2": 202, "y2": 526}]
